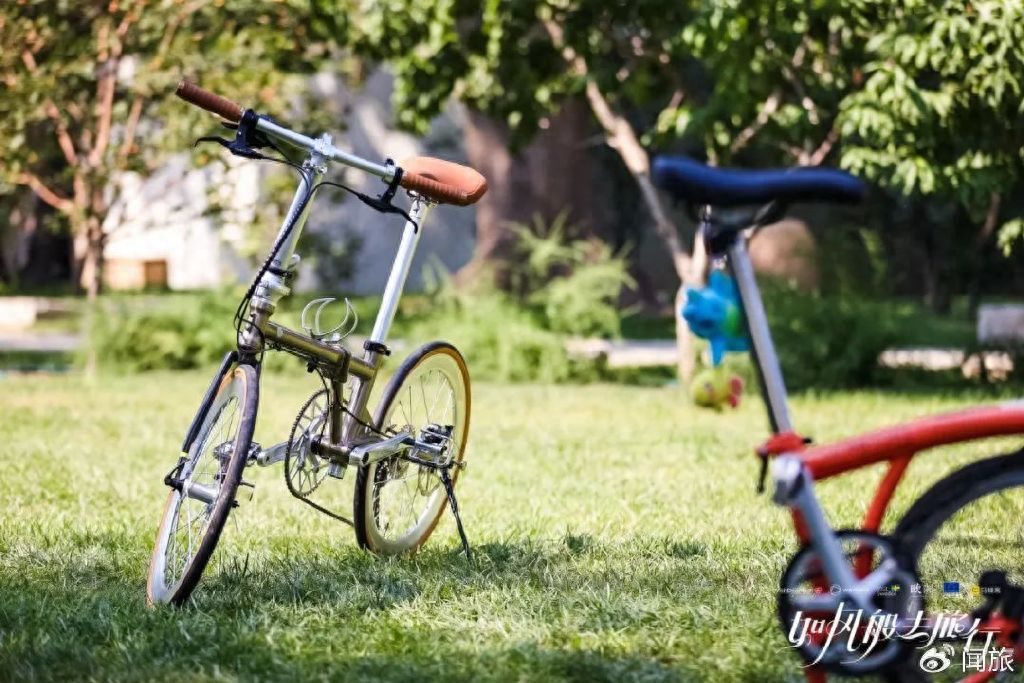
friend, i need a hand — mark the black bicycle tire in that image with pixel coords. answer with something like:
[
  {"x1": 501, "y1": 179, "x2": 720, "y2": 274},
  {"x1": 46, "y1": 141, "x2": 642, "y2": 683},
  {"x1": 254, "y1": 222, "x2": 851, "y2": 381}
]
[
  {"x1": 353, "y1": 341, "x2": 470, "y2": 553},
  {"x1": 147, "y1": 364, "x2": 260, "y2": 606},
  {"x1": 884, "y1": 448, "x2": 1024, "y2": 681}
]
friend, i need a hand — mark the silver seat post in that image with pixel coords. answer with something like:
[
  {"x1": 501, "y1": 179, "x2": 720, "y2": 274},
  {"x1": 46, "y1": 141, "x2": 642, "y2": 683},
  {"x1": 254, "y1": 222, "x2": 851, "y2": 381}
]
[
  {"x1": 370, "y1": 196, "x2": 430, "y2": 344},
  {"x1": 729, "y1": 232, "x2": 860, "y2": 593},
  {"x1": 727, "y1": 236, "x2": 793, "y2": 434}
]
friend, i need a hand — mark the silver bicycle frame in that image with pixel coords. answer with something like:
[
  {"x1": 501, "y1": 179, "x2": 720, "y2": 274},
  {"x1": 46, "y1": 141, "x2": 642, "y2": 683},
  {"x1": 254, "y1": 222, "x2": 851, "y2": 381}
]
[
  {"x1": 371, "y1": 199, "x2": 430, "y2": 343},
  {"x1": 237, "y1": 129, "x2": 435, "y2": 473},
  {"x1": 723, "y1": 224, "x2": 896, "y2": 606},
  {"x1": 727, "y1": 237, "x2": 793, "y2": 434}
]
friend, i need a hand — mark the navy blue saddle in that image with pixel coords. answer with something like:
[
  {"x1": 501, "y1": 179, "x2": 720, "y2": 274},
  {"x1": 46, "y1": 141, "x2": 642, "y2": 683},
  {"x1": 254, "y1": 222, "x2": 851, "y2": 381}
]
[{"x1": 652, "y1": 155, "x2": 865, "y2": 207}]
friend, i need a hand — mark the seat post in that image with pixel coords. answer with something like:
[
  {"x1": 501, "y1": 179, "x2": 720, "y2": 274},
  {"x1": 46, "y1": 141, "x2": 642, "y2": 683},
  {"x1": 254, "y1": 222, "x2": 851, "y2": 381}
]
[
  {"x1": 726, "y1": 236, "x2": 793, "y2": 434},
  {"x1": 370, "y1": 196, "x2": 430, "y2": 344}
]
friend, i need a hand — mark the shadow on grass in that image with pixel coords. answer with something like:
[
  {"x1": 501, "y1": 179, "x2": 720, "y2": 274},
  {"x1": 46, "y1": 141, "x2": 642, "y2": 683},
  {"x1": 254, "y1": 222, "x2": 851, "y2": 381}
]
[
  {"x1": 198, "y1": 532, "x2": 714, "y2": 611},
  {"x1": 0, "y1": 529, "x2": 736, "y2": 682}
]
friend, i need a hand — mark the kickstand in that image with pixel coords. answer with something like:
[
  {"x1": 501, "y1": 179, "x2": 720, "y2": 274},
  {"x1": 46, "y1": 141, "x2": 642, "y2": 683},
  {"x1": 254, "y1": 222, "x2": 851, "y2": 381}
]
[{"x1": 439, "y1": 467, "x2": 472, "y2": 562}]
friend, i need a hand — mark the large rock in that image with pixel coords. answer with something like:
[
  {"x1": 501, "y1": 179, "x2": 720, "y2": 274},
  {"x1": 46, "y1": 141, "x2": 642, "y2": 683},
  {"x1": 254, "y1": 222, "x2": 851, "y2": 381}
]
[{"x1": 748, "y1": 219, "x2": 819, "y2": 290}]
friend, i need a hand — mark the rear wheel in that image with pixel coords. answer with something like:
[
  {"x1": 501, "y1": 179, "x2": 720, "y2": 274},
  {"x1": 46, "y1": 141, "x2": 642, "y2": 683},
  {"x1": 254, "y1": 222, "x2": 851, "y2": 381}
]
[
  {"x1": 147, "y1": 364, "x2": 259, "y2": 605},
  {"x1": 886, "y1": 449, "x2": 1024, "y2": 681},
  {"x1": 353, "y1": 342, "x2": 470, "y2": 555}
]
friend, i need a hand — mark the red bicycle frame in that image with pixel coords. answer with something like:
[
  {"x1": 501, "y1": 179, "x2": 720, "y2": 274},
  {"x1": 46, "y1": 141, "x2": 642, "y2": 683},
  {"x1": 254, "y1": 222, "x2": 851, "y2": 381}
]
[
  {"x1": 714, "y1": 219, "x2": 1024, "y2": 682},
  {"x1": 761, "y1": 405, "x2": 1024, "y2": 536}
]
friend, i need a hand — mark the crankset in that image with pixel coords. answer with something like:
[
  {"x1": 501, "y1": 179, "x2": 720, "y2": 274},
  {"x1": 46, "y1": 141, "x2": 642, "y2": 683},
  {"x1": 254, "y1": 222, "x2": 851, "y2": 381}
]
[
  {"x1": 284, "y1": 389, "x2": 352, "y2": 525},
  {"x1": 776, "y1": 530, "x2": 922, "y2": 676}
]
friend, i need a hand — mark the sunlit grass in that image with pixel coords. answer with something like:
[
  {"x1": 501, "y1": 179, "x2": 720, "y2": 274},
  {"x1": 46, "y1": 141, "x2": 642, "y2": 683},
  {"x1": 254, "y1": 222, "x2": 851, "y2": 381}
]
[{"x1": 0, "y1": 370, "x2": 1021, "y2": 681}]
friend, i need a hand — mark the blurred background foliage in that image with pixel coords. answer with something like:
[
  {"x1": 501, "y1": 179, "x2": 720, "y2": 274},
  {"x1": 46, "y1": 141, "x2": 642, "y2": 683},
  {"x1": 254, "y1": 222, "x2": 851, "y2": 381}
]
[{"x1": 2, "y1": 0, "x2": 1024, "y2": 388}]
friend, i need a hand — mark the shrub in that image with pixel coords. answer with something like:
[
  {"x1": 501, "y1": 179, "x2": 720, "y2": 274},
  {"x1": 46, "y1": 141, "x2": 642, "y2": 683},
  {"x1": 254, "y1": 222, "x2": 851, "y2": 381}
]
[
  {"x1": 509, "y1": 214, "x2": 634, "y2": 338},
  {"x1": 89, "y1": 292, "x2": 238, "y2": 372},
  {"x1": 763, "y1": 282, "x2": 907, "y2": 390},
  {"x1": 405, "y1": 215, "x2": 633, "y2": 383},
  {"x1": 88, "y1": 215, "x2": 633, "y2": 382},
  {"x1": 407, "y1": 282, "x2": 601, "y2": 383}
]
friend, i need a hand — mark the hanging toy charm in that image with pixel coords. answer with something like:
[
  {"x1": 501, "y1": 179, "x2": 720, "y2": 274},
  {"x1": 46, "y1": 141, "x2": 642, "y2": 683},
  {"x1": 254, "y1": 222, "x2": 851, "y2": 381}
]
[
  {"x1": 681, "y1": 270, "x2": 749, "y2": 409},
  {"x1": 691, "y1": 366, "x2": 744, "y2": 410}
]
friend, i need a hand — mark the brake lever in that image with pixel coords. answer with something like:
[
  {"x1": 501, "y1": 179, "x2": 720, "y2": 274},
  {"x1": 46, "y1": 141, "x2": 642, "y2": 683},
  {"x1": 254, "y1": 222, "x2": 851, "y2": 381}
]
[
  {"x1": 193, "y1": 135, "x2": 264, "y2": 160},
  {"x1": 194, "y1": 110, "x2": 272, "y2": 160}
]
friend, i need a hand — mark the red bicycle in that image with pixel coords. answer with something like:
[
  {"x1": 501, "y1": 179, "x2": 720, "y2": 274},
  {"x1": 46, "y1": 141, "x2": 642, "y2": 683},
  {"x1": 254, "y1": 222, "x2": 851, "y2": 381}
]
[{"x1": 654, "y1": 155, "x2": 1024, "y2": 682}]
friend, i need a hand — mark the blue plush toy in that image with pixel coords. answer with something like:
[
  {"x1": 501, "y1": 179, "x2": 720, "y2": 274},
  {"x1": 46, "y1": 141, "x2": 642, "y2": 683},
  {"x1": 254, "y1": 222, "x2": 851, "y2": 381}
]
[{"x1": 681, "y1": 270, "x2": 750, "y2": 366}]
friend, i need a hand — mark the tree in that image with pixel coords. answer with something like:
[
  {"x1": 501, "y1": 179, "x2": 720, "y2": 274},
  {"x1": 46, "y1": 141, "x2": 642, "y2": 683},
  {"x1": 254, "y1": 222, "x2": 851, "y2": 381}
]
[
  {"x1": 667, "y1": 0, "x2": 1024, "y2": 312},
  {"x1": 457, "y1": 99, "x2": 598, "y2": 287},
  {"x1": 321, "y1": 0, "x2": 715, "y2": 378},
  {"x1": 837, "y1": 0, "x2": 1024, "y2": 312},
  {"x1": 0, "y1": 0, "x2": 331, "y2": 299},
  {"x1": 653, "y1": 0, "x2": 866, "y2": 168}
]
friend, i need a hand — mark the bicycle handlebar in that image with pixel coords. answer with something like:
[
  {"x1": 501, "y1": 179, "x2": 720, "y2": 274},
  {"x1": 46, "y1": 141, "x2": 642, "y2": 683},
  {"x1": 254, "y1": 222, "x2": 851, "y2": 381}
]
[
  {"x1": 176, "y1": 81, "x2": 244, "y2": 123},
  {"x1": 175, "y1": 80, "x2": 486, "y2": 206},
  {"x1": 177, "y1": 79, "x2": 393, "y2": 177}
]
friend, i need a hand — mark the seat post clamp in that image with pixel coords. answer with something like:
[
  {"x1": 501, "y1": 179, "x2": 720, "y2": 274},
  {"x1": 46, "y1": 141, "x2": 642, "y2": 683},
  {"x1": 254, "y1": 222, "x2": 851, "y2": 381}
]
[{"x1": 364, "y1": 340, "x2": 391, "y2": 357}]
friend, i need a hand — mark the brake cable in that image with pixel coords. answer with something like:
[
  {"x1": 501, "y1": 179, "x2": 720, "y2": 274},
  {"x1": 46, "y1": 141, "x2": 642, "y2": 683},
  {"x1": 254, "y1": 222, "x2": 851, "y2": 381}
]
[
  {"x1": 194, "y1": 111, "x2": 418, "y2": 361},
  {"x1": 193, "y1": 114, "x2": 466, "y2": 557}
]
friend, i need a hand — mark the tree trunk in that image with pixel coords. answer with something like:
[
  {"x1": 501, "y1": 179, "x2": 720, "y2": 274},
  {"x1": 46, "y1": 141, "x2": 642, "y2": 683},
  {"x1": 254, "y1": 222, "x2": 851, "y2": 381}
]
[
  {"x1": 459, "y1": 100, "x2": 595, "y2": 287},
  {"x1": 71, "y1": 221, "x2": 104, "y2": 300},
  {"x1": 966, "y1": 192, "x2": 1002, "y2": 319},
  {"x1": 677, "y1": 235, "x2": 707, "y2": 381},
  {"x1": 0, "y1": 191, "x2": 40, "y2": 287},
  {"x1": 71, "y1": 222, "x2": 89, "y2": 294},
  {"x1": 83, "y1": 218, "x2": 105, "y2": 301},
  {"x1": 574, "y1": 76, "x2": 704, "y2": 383}
]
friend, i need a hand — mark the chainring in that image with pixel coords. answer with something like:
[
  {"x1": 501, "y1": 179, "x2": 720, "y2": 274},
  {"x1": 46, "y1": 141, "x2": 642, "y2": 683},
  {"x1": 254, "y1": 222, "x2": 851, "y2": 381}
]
[
  {"x1": 776, "y1": 529, "x2": 923, "y2": 676},
  {"x1": 284, "y1": 389, "x2": 332, "y2": 498}
]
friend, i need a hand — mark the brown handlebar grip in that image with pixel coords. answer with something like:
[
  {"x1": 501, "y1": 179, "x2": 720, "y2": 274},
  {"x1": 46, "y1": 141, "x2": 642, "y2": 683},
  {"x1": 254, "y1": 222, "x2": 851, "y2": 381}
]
[
  {"x1": 175, "y1": 80, "x2": 244, "y2": 123},
  {"x1": 399, "y1": 170, "x2": 472, "y2": 206}
]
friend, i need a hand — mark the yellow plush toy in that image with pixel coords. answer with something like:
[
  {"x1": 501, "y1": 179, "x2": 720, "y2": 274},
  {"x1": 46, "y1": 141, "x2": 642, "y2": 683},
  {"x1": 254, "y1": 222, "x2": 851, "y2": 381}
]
[{"x1": 691, "y1": 366, "x2": 744, "y2": 410}]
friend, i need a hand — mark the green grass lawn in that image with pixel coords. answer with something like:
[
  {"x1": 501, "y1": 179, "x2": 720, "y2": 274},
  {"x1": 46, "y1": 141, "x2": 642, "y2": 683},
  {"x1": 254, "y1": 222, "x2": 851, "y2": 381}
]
[{"x1": 1, "y1": 371, "x2": 1022, "y2": 682}]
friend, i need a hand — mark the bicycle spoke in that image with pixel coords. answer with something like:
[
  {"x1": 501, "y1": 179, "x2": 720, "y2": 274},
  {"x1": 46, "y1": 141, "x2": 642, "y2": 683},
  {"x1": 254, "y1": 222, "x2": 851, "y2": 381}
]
[
  {"x1": 158, "y1": 391, "x2": 242, "y2": 596},
  {"x1": 427, "y1": 371, "x2": 446, "y2": 422},
  {"x1": 363, "y1": 349, "x2": 467, "y2": 553}
]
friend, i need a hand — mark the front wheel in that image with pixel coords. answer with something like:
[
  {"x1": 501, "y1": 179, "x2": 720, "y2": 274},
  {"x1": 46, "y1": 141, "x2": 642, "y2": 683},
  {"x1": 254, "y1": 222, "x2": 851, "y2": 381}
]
[
  {"x1": 354, "y1": 342, "x2": 470, "y2": 555},
  {"x1": 147, "y1": 364, "x2": 259, "y2": 605}
]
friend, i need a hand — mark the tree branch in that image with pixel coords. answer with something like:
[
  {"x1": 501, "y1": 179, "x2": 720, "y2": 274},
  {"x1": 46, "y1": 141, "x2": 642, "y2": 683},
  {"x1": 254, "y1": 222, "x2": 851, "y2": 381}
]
[
  {"x1": 119, "y1": 0, "x2": 200, "y2": 163},
  {"x1": 18, "y1": 172, "x2": 73, "y2": 213},
  {"x1": 89, "y1": 20, "x2": 120, "y2": 167},
  {"x1": 730, "y1": 89, "x2": 781, "y2": 155},
  {"x1": 543, "y1": 20, "x2": 692, "y2": 280},
  {"x1": 21, "y1": 48, "x2": 81, "y2": 166},
  {"x1": 778, "y1": 41, "x2": 821, "y2": 125},
  {"x1": 20, "y1": 50, "x2": 38, "y2": 72},
  {"x1": 667, "y1": 88, "x2": 686, "y2": 111},
  {"x1": 43, "y1": 101, "x2": 80, "y2": 166},
  {"x1": 976, "y1": 191, "x2": 1003, "y2": 246},
  {"x1": 118, "y1": 99, "x2": 144, "y2": 163},
  {"x1": 115, "y1": 5, "x2": 139, "y2": 40},
  {"x1": 797, "y1": 127, "x2": 838, "y2": 166}
]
